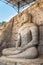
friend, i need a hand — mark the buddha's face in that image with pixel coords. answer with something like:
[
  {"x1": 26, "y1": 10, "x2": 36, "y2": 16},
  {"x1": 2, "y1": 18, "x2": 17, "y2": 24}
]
[
  {"x1": 38, "y1": 0, "x2": 43, "y2": 8},
  {"x1": 20, "y1": 13, "x2": 31, "y2": 25}
]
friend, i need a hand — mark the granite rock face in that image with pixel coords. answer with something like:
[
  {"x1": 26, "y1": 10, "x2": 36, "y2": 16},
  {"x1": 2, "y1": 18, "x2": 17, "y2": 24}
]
[
  {"x1": 0, "y1": 19, "x2": 14, "y2": 51},
  {"x1": 0, "y1": 0, "x2": 43, "y2": 65}
]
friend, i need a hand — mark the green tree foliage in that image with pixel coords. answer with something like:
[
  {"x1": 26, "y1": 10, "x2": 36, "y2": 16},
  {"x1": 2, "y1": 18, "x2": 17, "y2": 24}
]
[{"x1": 0, "y1": 21, "x2": 6, "y2": 26}]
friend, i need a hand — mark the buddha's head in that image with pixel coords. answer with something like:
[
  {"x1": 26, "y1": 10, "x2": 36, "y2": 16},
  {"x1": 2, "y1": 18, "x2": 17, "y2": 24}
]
[
  {"x1": 20, "y1": 13, "x2": 32, "y2": 26},
  {"x1": 37, "y1": 0, "x2": 43, "y2": 8}
]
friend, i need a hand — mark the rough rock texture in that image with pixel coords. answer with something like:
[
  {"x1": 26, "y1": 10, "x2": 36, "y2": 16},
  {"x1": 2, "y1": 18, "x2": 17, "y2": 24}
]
[
  {"x1": 2, "y1": 23, "x2": 38, "y2": 59},
  {"x1": 0, "y1": 56, "x2": 43, "y2": 65},
  {"x1": 0, "y1": 0, "x2": 43, "y2": 65},
  {"x1": 0, "y1": 25, "x2": 5, "y2": 44},
  {"x1": 11, "y1": 13, "x2": 32, "y2": 47},
  {"x1": 0, "y1": 0, "x2": 43, "y2": 52},
  {"x1": 0, "y1": 18, "x2": 14, "y2": 51}
]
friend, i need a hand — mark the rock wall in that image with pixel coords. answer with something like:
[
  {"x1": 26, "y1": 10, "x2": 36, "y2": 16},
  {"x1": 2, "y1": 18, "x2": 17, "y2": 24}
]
[
  {"x1": 0, "y1": 0, "x2": 43, "y2": 65},
  {"x1": 0, "y1": 0, "x2": 43, "y2": 54},
  {"x1": 12, "y1": 0, "x2": 43, "y2": 54},
  {"x1": 0, "y1": 18, "x2": 14, "y2": 51}
]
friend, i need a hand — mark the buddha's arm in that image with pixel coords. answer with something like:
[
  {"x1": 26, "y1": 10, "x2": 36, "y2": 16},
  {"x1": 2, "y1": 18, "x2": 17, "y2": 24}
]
[
  {"x1": 17, "y1": 25, "x2": 38, "y2": 51},
  {"x1": 24, "y1": 25, "x2": 38, "y2": 48}
]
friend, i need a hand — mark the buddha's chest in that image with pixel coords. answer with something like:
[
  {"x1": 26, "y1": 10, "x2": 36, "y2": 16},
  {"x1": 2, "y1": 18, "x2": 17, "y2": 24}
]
[{"x1": 19, "y1": 27, "x2": 32, "y2": 47}]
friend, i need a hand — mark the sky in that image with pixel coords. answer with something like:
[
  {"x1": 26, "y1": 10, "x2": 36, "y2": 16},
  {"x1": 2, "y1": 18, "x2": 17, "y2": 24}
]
[
  {"x1": 0, "y1": 0, "x2": 35, "y2": 22},
  {"x1": 0, "y1": 0, "x2": 18, "y2": 22}
]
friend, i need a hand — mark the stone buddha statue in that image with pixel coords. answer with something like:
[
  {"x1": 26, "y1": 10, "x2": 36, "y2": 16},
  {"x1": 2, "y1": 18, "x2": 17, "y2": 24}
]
[{"x1": 2, "y1": 13, "x2": 38, "y2": 59}]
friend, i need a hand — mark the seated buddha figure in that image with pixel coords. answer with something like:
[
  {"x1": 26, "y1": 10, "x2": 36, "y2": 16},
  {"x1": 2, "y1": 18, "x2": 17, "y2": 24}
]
[{"x1": 2, "y1": 13, "x2": 38, "y2": 59}]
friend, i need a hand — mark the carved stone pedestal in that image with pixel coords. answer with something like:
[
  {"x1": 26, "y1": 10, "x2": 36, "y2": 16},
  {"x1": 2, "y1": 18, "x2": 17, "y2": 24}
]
[
  {"x1": 0, "y1": 56, "x2": 43, "y2": 65},
  {"x1": 0, "y1": 61, "x2": 43, "y2": 65},
  {"x1": 17, "y1": 63, "x2": 43, "y2": 65}
]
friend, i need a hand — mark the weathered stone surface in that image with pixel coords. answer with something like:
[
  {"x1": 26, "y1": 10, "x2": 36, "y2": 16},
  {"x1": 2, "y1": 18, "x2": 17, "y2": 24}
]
[
  {"x1": 0, "y1": 56, "x2": 43, "y2": 65},
  {"x1": 0, "y1": 0, "x2": 43, "y2": 65},
  {"x1": 2, "y1": 47, "x2": 38, "y2": 59},
  {"x1": 2, "y1": 23, "x2": 38, "y2": 59},
  {"x1": 38, "y1": 45, "x2": 43, "y2": 55},
  {"x1": 11, "y1": 13, "x2": 32, "y2": 47},
  {"x1": 17, "y1": 63, "x2": 43, "y2": 65},
  {"x1": 0, "y1": 62, "x2": 43, "y2": 65},
  {"x1": 0, "y1": 0, "x2": 43, "y2": 52},
  {"x1": 0, "y1": 18, "x2": 14, "y2": 52},
  {"x1": 0, "y1": 62, "x2": 16, "y2": 65}
]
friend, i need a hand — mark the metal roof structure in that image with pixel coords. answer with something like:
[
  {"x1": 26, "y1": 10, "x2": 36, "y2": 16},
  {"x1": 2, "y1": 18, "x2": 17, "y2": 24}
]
[
  {"x1": 5, "y1": 0, "x2": 36, "y2": 13},
  {"x1": 5, "y1": 0, "x2": 35, "y2": 7},
  {"x1": 0, "y1": 0, "x2": 36, "y2": 13}
]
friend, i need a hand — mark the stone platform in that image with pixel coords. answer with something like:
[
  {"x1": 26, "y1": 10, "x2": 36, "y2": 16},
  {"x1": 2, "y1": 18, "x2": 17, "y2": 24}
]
[{"x1": 0, "y1": 55, "x2": 43, "y2": 65}]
